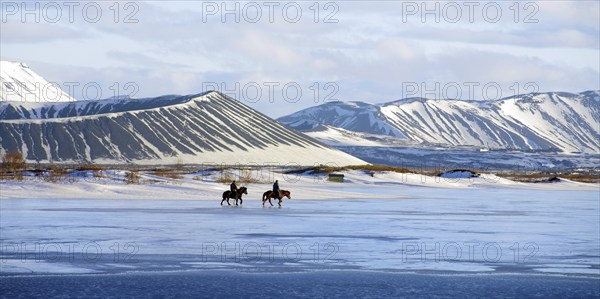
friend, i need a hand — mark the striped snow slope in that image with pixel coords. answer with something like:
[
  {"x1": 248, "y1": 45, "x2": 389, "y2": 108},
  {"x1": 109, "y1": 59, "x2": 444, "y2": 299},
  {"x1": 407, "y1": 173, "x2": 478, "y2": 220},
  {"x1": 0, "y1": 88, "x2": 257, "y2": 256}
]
[{"x1": 0, "y1": 91, "x2": 364, "y2": 165}]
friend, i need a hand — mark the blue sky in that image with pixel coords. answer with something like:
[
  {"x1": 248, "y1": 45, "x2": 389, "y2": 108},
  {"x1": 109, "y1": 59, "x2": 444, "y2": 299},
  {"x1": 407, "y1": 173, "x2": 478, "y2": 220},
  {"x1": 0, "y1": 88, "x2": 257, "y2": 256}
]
[{"x1": 1, "y1": 1, "x2": 599, "y2": 116}]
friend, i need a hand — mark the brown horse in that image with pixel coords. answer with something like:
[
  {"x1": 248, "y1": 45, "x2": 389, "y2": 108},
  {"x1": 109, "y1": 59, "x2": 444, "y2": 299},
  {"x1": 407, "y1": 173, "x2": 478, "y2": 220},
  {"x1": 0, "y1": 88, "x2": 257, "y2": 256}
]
[
  {"x1": 262, "y1": 190, "x2": 291, "y2": 207},
  {"x1": 221, "y1": 187, "x2": 248, "y2": 206}
]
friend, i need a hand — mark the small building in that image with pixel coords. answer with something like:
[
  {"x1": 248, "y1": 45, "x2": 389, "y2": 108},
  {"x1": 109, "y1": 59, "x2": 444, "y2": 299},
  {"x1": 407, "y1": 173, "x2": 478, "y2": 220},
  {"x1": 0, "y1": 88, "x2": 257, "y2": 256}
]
[{"x1": 328, "y1": 173, "x2": 344, "y2": 182}]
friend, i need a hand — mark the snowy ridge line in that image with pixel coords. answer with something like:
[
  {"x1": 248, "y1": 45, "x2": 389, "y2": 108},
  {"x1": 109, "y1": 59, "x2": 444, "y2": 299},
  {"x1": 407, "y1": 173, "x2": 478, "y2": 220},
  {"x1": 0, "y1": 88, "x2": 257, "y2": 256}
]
[
  {"x1": 0, "y1": 92, "x2": 211, "y2": 122},
  {"x1": 279, "y1": 91, "x2": 600, "y2": 154}
]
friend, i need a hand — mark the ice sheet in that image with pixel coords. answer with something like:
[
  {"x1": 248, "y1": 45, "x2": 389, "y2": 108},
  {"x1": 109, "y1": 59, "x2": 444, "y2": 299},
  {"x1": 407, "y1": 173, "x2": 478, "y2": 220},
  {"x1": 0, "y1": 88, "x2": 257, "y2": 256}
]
[{"x1": 1, "y1": 181, "x2": 598, "y2": 277}]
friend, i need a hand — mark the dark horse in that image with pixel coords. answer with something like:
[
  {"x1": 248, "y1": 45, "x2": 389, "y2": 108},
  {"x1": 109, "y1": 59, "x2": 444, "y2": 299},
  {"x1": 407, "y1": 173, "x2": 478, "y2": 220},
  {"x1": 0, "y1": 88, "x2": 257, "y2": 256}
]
[
  {"x1": 221, "y1": 187, "x2": 248, "y2": 206},
  {"x1": 262, "y1": 190, "x2": 291, "y2": 207}
]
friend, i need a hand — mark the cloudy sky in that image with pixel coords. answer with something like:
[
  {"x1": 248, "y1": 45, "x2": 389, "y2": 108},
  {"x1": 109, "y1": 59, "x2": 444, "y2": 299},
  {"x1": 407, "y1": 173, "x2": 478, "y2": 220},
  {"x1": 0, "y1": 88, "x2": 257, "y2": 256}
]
[{"x1": 1, "y1": 1, "x2": 599, "y2": 116}]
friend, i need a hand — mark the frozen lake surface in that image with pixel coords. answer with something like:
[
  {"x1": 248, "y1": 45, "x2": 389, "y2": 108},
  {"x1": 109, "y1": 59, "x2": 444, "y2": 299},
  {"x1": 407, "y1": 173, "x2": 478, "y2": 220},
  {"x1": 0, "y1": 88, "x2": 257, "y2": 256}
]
[{"x1": 1, "y1": 185, "x2": 599, "y2": 297}]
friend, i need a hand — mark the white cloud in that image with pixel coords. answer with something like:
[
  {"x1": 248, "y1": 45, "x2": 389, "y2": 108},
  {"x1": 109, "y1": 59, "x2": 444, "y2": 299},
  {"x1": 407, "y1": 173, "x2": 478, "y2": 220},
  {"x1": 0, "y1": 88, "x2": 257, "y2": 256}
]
[{"x1": 0, "y1": 22, "x2": 87, "y2": 43}]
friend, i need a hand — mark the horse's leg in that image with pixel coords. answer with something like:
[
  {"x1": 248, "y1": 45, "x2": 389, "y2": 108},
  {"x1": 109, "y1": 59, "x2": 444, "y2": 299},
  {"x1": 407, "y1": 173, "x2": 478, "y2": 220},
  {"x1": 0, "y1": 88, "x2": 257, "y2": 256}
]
[
  {"x1": 221, "y1": 197, "x2": 224, "y2": 205},
  {"x1": 278, "y1": 199, "x2": 282, "y2": 207},
  {"x1": 269, "y1": 197, "x2": 273, "y2": 206}
]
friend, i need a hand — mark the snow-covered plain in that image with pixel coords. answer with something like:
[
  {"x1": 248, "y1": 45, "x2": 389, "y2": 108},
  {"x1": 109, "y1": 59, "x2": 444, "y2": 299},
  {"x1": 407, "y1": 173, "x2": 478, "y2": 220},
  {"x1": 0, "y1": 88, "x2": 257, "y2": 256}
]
[{"x1": 1, "y1": 170, "x2": 598, "y2": 279}]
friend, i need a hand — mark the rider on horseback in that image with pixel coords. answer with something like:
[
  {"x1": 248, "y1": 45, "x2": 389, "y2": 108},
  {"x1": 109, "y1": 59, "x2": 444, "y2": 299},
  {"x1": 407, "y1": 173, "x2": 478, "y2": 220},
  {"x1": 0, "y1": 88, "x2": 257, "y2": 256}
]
[
  {"x1": 262, "y1": 181, "x2": 289, "y2": 207},
  {"x1": 273, "y1": 180, "x2": 280, "y2": 200}
]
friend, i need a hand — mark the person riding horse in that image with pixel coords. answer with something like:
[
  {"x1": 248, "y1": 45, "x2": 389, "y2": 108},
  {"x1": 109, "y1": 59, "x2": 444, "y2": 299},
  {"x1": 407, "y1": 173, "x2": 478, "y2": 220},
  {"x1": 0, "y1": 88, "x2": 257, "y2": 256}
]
[
  {"x1": 262, "y1": 185, "x2": 291, "y2": 207},
  {"x1": 273, "y1": 180, "x2": 280, "y2": 200},
  {"x1": 222, "y1": 186, "x2": 247, "y2": 206},
  {"x1": 222, "y1": 180, "x2": 246, "y2": 206}
]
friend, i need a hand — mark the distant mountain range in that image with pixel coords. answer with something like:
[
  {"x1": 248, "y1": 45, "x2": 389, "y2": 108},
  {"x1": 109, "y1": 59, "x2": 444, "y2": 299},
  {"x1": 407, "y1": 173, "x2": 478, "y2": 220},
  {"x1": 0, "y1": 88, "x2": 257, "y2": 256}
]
[
  {"x1": 279, "y1": 91, "x2": 600, "y2": 154},
  {"x1": 0, "y1": 62, "x2": 363, "y2": 165},
  {"x1": 2, "y1": 61, "x2": 598, "y2": 167}
]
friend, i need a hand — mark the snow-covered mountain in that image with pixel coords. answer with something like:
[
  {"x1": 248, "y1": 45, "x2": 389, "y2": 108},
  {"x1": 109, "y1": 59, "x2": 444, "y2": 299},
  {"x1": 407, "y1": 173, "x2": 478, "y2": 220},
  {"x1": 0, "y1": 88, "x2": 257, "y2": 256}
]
[
  {"x1": 0, "y1": 61, "x2": 76, "y2": 103},
  {"x1": 0, "y1": 91, "x2": 364, "y2": 165},
  {"x1": 0, "y1": 62, "x2": 363, "y2": 165},
  {"x1": 279, "y1": 91, "x2": 600, "y2": 154}
]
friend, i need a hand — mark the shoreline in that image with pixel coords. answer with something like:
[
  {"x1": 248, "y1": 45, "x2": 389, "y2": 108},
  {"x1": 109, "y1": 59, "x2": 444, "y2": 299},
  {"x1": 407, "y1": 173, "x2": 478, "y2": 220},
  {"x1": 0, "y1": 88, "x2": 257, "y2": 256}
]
[{"x1": 2, "y1": 170, "x2": 598, "y2": 201}]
